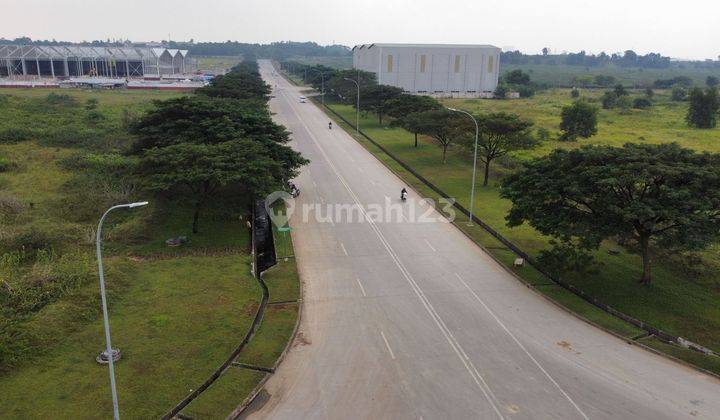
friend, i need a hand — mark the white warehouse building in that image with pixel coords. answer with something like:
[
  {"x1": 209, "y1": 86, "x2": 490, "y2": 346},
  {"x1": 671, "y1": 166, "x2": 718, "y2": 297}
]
[{"x1": 352, "y1": 43, "x2": 501, "y2": 98}]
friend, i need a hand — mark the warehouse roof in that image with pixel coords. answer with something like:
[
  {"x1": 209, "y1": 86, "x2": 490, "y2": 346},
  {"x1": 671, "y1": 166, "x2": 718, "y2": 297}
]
[{"x1": 0, "y1": 44, "x2": 186, "y2": 60}]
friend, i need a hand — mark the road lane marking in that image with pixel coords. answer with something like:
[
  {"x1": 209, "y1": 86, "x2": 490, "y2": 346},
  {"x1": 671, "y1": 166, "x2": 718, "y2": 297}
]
[
  {"x1": 340, "y1": 242, "x2": 348, "y2": 256},
  {"x1": 380, "y1": 331, "x2": 396, "y2": 360},
  {"x1": 280, "y1": 87, "x2": 505, "y2": 419},
  {"x1": 454, "y1": 273, "x2": 589, "y2": 420},
  {"x1": 425, "y1": 239, "x2": 436, "y2": 252},
  {"x1": 356, "y1": 277, "x2": 367, "y2": 297}
]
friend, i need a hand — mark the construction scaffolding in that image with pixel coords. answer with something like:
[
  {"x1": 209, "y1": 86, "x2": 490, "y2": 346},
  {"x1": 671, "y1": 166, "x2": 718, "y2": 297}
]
[{"x1": 0, "y1": 45, "x2": 190, "y2": 79}]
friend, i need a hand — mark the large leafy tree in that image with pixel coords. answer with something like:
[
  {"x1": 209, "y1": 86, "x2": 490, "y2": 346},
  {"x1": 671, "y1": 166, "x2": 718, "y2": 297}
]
[
  {"x1": 325, "y1": 69, "x2": 376, "y2": 104},
  {"x1": 559, "y1": 100, "x2": 599, "y2": 140},
  {"x1": 129, "y1": 96, "x2": 289, "y2": 152},
  {"x1": 138, "y1": 141, "x2": 303, "y2": 233},
  {"x1": 502, "y1": 143, "x2": 720, "y2": 284},
  {"x1": 358, "y1": 84, "x2": 404, "y2": 124},
  {"x1": 387, "y1": 95, "x2": 441, "y2": 146},
  {"x1": 686, "y1": 87, "x2": 719, "y2": 129},
  {"x1": 197, "y1": 68, "x2": 271, "y2": 100},
  {"x1": 474, "y1": 113, "x2": 536, "y2": 186},
  {"x1": 412, "y1": 110, "x2": 467, "y2": 163}
]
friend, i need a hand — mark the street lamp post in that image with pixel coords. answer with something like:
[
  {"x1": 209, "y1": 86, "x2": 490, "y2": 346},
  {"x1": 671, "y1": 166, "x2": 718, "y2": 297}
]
[
  {"x1": 448, "y1": 108, "x2": 479, "y2": 226},
  {"x1": 96, "y1": 201, "x2": 149, "y2": 420},
  {"x1": 343, "y1": 77, "x2": 360, "y2": 135},
  {"x1": 306, "y1": 69, "x2": 328, "y2": 106}
]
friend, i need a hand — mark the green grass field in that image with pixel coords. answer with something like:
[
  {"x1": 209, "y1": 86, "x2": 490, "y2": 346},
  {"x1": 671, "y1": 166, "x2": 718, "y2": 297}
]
[
  {"x1": 0, "y1": 88, "x2": 300, "y2": 418},
  {"x1": 314, "y1": 89, "x2": 720, "y2": 375},
  {"x1": 501, "y1": 63, "x2": 720, "y2": 87},
  {"x1": 195, "y1": 56, "x2": 243, "y2": 74}
]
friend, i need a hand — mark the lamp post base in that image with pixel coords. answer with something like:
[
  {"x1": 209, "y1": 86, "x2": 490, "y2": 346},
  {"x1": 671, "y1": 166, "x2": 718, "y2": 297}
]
[{"x1": 96, "y1": 348, "x2": 122, "y2": 364}]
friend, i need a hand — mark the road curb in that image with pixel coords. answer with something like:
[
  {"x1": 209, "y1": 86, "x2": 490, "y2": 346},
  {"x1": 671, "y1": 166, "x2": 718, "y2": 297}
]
[{"x1": 226, "y1": 260, "x2": 305, "y2": 419}]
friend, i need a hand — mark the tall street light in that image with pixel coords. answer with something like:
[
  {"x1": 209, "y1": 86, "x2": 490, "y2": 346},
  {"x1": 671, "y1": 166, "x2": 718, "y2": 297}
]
[
  {"x1": 343, "y1": 77, "x2": 360, "y2": 135},
  {"x1": 448, "y1": 108, "x2": 479, "y2": 226},
  {"x1": 96, "y1": 201, "x2": 149, "y2": 420},
  {"x1": 307, "y1": 69, "x2": 329, "y2": 106}
]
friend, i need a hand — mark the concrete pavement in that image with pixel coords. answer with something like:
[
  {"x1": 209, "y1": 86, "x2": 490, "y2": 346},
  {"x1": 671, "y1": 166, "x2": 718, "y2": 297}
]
[{"x1": 244, "y1": 60, "x2": 720, "y2": 419}]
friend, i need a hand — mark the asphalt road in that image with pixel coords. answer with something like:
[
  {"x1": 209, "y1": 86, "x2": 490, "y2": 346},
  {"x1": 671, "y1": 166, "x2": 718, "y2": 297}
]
[{"x1": 246, "y1": 60, "x2": 720, "y2": 419}]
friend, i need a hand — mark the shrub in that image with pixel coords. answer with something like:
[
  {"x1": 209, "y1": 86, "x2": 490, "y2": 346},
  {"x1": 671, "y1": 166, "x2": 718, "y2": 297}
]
[
  {"x1": 594, "y1": 75, "x2": 616, "y2": 87},
  {"x1": 671, "y1": 87, "x2": 687, "y2": 101},
  {"x1": 0, "y1": 224, "x2": 70, "y2": 258},
  {"x1": 84, "y1": 98, "x2": 99, "y2": 111},
  {"x1": 0, "y1": 127, "x2": 34, "y2": 144},
  {"x1": 537, "y1": 240, "x2": 598, "y2": 278},
  {"x1": 536, "y1": 127, "x2": 551, "y2": 141},
  {"x1": 494, "y1": 84, "x2": 509, "y2": 99},
  {"x1": 601, "y1": 91, "x2": 618, "y2": 109},
  {"x1": 645, "y1": 87, "x2": 654, "y2": 98},
  {"x1": 516, "y1": 85, "x2": 535, "y2": 98},
  {"x1": 0, "y1": 193, "x2": 23, "y2": 222},
  {"x1": 45, "y1": 92, "x2": 77, "y2": 106},
  {"x1": 570, "y1": 88, "x2": 580, "y2": 98},
  {"x1": 0, "y1": 156, "x2": 14, "y2": 172},
  {"x1": 633, "y1": 97, "x2": 652, "y2": 109}
]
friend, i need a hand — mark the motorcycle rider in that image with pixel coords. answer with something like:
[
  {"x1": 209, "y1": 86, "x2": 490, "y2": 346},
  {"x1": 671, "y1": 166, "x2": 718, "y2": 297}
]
[
  {"x1": 400, "y1": 188, "x2": 408, "y2": 201},
  {"x1": 328, "y1": 121, "x2": 333, "y2": 130}
]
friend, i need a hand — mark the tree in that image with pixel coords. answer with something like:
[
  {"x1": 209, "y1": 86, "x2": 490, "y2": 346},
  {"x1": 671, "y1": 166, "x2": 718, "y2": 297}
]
[
  {"x1": 686, "y1": 87, "x2": 719, "y2": 128},
  {"x1": 502, "y1": 143, "x2": 720, "y2": 284},
  {"x1": 671, "y1": 86, "x2": 687, "y2": 101},
  {"x1": 542, "y1": 47, "x2": 549, "y2": 56},
  {"x1": 505, "y1": 69, "x2": 531, "y2": 85},
  {"x1": 386, "y1": 94, "x2": 441, "y2": 147},
  {"x1": 129, "y1": 96, "x2": 290, "y2": 152},
  {"x1": 198, "y1": 69, "x2": 271, "y2": 100},
  {"x1": 473, "y1": 113, "x2": 536, "y2": 186},
  {"x1": 633, "y1": 97, "x2": 652, "y2": 109},
  {"x1": 707, "y1": 76, "x2": 719, "y2": 88},
  {"x1": 138, "y1": 141, "x2": 304, "y2": 233},
  {"x1": 412, "y1": 110, "x2": 467, "y2": 163},
  {"x1": 559, "y1": 100, "x2": 598, "y2": 140},
  {"x1": 613, "y1": 84, "x2": 628, "y2": 97},
  {"x1": 358, "y1": 84, "x2": 404, "y2": 124}
]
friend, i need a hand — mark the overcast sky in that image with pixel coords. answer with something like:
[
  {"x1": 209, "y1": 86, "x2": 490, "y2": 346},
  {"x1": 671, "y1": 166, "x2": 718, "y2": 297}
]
[{"x1": 3, "y1": 0, "x2": 719, "y2": 60}]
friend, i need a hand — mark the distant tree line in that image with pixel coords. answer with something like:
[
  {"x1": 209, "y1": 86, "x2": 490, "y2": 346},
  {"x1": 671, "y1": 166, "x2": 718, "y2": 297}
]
[{"x1": 502, "y1": 48, "x2": 720, "y2": 69}]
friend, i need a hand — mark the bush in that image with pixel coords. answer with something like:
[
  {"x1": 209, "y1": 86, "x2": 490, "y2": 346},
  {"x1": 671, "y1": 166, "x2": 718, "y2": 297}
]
[
  {"x1": 516, "y1": 85, "x2": 535, "y2": 98},
  {"x1": 0, "y1": 127, "x2": 34, "y2": 144},
  {"x1": 671, "y1": 87, "x2": 687, "y2": 101},
  {"x1": 536, "y1": 127, "x2": 551, "y2": 141},
  {"x1": 37, "y1": 126, "x2": 103, "y2": 149},
  {"x1": 633, "y1": 97, "x2": 652, "y2": 109},
  {"x1": 45, "y1": 92, "x2": 77, "y2": 107},
  {"x1": 570, "y1": 88, "x2": 580, "y2": 98},
  {"x1": 0, "y1": 156, "x2": 14, "y2": 172},
  {"x1": 0, "y1": 224, "x2": 70, "y2": 257},
  {"x1": 537, "y1": 240, "x2": 598, "y2": 278},
  {"x1": 0, "y1": 193, "x2": 23, "y2": 222},
  {"x1": 601, "y1": 91, "x2": 618, "y2": 109},
  {"x1": 494, "y1": 84, "x2": 509, "y2": 99},
  {"x1": 594, "y1": 75, "x2": 616, "y2": 87}
]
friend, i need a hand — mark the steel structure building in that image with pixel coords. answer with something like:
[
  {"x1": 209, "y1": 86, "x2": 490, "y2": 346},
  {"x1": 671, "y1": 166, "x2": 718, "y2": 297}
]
[
  {"x1": 353, "y1": 43, "x2": 501, "y2": 98},
  {"x1": 0, "y1": 45, "x2": 190, "y2": 78}
]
